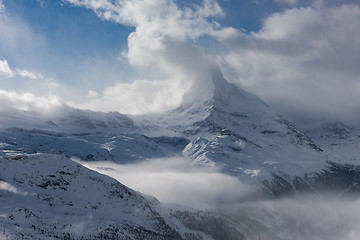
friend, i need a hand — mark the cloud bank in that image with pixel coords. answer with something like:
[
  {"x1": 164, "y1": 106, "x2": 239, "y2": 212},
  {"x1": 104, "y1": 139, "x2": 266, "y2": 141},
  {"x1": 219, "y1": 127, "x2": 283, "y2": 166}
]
[
  {"x1": 78, "y1": 157, "x2": 255, "y2": 209},
  {"x1": 79, "y1": 157, "x2": 360, "y2": 239},
  {"x1": 219, "y1": 3, "x2": 360, "y2": 122},
  {"x1": 237, "y1": 196, "x2": 360, "y2": 240}
]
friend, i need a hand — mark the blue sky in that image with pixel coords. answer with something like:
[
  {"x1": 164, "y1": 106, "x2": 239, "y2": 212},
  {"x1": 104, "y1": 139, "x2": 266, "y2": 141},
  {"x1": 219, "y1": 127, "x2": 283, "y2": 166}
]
[{"x1": 1, "y1": 0, "x2": 360, "y2": 121}]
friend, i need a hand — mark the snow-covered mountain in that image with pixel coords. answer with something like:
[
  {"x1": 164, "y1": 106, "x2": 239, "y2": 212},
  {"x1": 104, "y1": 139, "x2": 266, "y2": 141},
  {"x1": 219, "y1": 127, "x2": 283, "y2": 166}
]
[
  {"x1": 0, "y1": 153, "x2": 273, "y2": 240},
  {"x1": 1, "y1": 69, "x2": 360, "y2": 239},
  {"x1": 142, "y1": 69, "x2": 326, "y2": 184},
  {"x1": 0, "y1": 154, "x2": 183, "y2": 239},
  {"x1": 1, "y1": 70, "x2": 359, "y2": 191}
]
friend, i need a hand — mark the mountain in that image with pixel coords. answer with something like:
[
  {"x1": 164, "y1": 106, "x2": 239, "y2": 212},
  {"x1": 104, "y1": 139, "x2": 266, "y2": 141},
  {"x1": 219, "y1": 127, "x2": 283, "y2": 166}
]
[
  {"x1": 1, "y1": 69, "x2": 360, "y2": 239},
  {"x1": 1, "y1": 70, "x2": 359, "y2": 193},
  {"x1": 0, "y1": 153, "x2": 182, "y2": 239},
  {"x1": 139, "y1": 69, "x2": 327, "y2": 185},
  {"x1": 0, "y1": 153, "x2": 270, "y2": 240}
]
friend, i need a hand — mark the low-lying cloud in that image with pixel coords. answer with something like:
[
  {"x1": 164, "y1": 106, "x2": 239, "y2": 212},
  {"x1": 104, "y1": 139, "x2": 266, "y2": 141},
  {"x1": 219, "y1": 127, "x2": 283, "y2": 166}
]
[
  {"x1": 78, "y1": 157, "x2": 255, "y2": 209},
  {"x1": 79, "y1": 157, "x2": 360, "y2": 240},
  {"x1": 234, "y1": 196, "x2": 360, "y2": 240}
]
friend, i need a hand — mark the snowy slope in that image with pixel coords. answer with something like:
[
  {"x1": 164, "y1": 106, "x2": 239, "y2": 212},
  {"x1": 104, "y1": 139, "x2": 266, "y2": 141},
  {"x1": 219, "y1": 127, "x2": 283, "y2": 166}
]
[
  {"x1": 302, "y1": 121, "x2": 360, "y2": 164},
  {"x1": 0, "y1": 153, "x2": 272, "y2": 240},
  {"x1": 139, "y1": 70, "x2": 327, "y2": 184},
  {"x1": 0, "y1": 127, "x2": 188, "y2": 163},
  {"x1": 0, "y1": 154, "x2": 183, "y2": 239}
]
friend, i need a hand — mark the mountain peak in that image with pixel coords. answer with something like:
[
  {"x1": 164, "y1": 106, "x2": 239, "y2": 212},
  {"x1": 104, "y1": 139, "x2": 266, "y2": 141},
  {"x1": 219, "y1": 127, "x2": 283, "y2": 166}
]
[{"x1": 178, "y1": 68, "x2": 270, "y2": 117}]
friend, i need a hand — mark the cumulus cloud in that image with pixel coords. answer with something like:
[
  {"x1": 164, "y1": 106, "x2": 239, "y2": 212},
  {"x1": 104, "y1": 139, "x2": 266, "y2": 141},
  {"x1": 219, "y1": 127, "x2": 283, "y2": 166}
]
[
  {"x1": 64, "y1": 0, "x2": 233, "y2": 114},
  {"x1": 219, "y1": 4, "x2": 360, "y2": 122},
  {"x1": 78, "y1": 157, "x2": 255, "y2": 209}
]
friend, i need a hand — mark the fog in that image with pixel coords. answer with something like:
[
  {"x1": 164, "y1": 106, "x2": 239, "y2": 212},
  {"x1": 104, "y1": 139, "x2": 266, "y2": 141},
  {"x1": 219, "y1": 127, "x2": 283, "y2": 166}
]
[
  {"x1": 78, "y1": 157, "x2": 360, "y2": 240},
  {"x1": 77, "y1": 157, "x2": 255, "y2": 209},
  {"x1": 234, "y1": 196, "x2": 360, "y2": 240}
]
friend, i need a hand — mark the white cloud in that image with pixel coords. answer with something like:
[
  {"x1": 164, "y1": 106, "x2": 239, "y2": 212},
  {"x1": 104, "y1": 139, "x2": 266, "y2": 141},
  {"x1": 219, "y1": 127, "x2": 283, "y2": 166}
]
[
  {"x1": 78, "y1": 157, "x2": 255, "y2": 209},
  {"x1": 238, "y1": 196, "x2": 360, "y2": 240},
  {"x1": 63, "y1": 0, "x2": 231, "y2": 114},
  {"x1": 0, "y1": 89, "x2": 64, "y2": 115},
  {"x1": 219, "y1": 4, "x2": 360, "y2": 122},
  {"x1": 14, "y1": 68, "x2": 43, "y2": 79},
  {"x1": 0, "y1": 59, "x2": 13, "y2": 77},
  {"x1": 2, "y1": 0, "x2": 357, "y2": 121},
  {"x1": 0, "y1": 12, "x2": 46, "y2": 54},
  {"x1": 88, "y1": 90, "x2": 98, "y2": 98},
  {"x1": 0, "y1": 181, "x2": 28, "y2": 196},
  {"x1": 0, "y1": 58, "x2": 43, "y2": 79},
  {"x1": 78, "y1": 78, "x2": 191, "y2": 114}
]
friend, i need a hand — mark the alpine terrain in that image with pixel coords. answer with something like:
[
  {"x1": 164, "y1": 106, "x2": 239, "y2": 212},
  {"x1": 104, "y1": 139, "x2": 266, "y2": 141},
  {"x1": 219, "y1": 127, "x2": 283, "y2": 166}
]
[{"x1": 1, "y1": 70, "x2": 360, "y2": 239}]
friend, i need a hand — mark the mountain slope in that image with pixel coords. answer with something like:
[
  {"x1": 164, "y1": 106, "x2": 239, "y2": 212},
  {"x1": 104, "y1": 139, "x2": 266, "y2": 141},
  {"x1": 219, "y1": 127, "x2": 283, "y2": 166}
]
[
  {"x1": 0, "y1": 154, "x2": 183, "y2": 239},
  {"x1": 141, "y1": 70, "x2": 327, "y2": 184},
  {"x1": 0, "y1": 153, "x2": 267, "y2": 240},
  {"x1": 0, "y1": 69, "x2": 359, "y2": 195}
]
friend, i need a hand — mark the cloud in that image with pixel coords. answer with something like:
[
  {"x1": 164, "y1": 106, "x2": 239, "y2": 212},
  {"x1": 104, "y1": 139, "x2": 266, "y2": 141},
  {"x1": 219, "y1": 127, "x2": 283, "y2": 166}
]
[
  {"x1": 2, "y1": 0, "x2": 359, "y2": 121},
  {"x1": 63, "y1": 0, "x2": 233, "y2": 114},
  {"x1": 236, "y1": 196, "x2": 360, "y2": 240},
  {"x1": 78, "y1": 78, "x2": 190, "y2": 114},
  {"x1": 14, "y1": 68, "x2": 43, "y2": 79},
  {"x1": 0, "y1": 12, "x2": 46, "y2": 56},
  {"x1": 0, "y1": 181, "x2": 28, "y2": 196},
  {"x1": 0, "y1": 58, "x2": 43, "y2": 79},
  {"x1": 0, "y1": 59, "x2": 13, "y2": 77},
  {"x1": 78, "y1": 157, "x2": 255, "y2": 209},
  {"x1": 62, "y1": 0, "x2": 360, "y2": 121},
  {"x1": 0, "y1": 89, "x2": 65, "y2": 116},
  {"x1": 79, "y1": 157, "x2": 360, "y2": 239},
  {"x1": 274, "y1": 0, "x2": 298, "y2": 6},
  {"x1": 219, "y1": 4, "x2": 360, "y2": 122},
  {"x1": 63, "y1": 0, "x2": 225, "y2": 70}
]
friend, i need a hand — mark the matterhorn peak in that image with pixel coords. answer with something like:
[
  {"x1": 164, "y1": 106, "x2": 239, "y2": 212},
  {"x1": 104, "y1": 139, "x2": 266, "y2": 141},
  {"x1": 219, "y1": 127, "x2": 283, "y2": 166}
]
[{"x1": 178, "y1": 67, "x2": 270, "y2": 119}]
